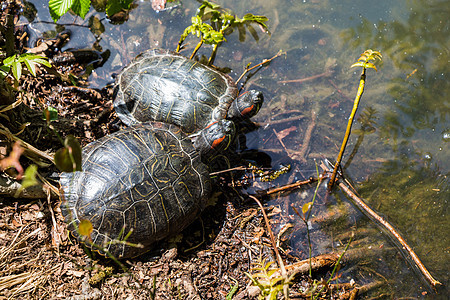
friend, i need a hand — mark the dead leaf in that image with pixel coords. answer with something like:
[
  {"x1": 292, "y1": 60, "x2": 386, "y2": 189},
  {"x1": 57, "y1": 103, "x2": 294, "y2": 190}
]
[
  {"x1": 276, "y1": 126, "x2": 297, "y2": 139},
  {"x1": 0, "y1": 141, "x2": 24, "y2": 179}
]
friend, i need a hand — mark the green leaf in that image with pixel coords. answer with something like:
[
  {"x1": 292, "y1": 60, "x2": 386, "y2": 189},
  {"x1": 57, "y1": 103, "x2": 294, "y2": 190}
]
[
  {"x1": 21, "y1": 165, "x2": 38, "y2": 189},
  {"x1": 11, "y1": 61, "x2": 22, "y2": 81},
  {"x1": 365, "y1": 62, "x2": 378, "y2": 71},
  {"x1": 269, "y1": 276, "x2": 284, "y2": 286},
  {"x1": 30, "y1": 58, "x2": 52, "y2": 68},
  {"x1": 49, "y1": 0, "x2": 74, "y2": 22},
  {"x1": 266, "y1": 269, "x2": 277, "y2": 277},
  {"x1": 43, "y1": 106, "x2": 59, "y2": 122},
  {"x1": 237, "y1": 24, "x2": 246, "y2": 42},
  {"x1": 246, "y1": 24, "x2": 259, "y2": 42},
  {"x1": 225, "y1": 279, "x2": 238, "y2": 300},
  {"x1": 106, "y1": 0, "x2": 133, "y2": 17},
  {"x1": 23, "y1": 59, "x2": 36, "y2": 76},
  {"x1": 302, "y1": 202, "x2": 313, "y2": 215},
  {"x1": 350, "y1": 61, "x2": 365, "y2": 69},
  {"x1": 16, "y1": 54, "x2": 51, "y2": 77},
  {"x1": 3, "y1": 55, "x2": 17, "y2": 66},
  {"x1": 54, "y1": 135, "x2": 82, "y2": 172},
  {"x1": 79, "y1": 219, "x2": 93, "y2": 237},
  {"x1": 71, "y1": 0, "x2": 91, "y2": 19},
  {"x1": 88, "y1": 16, "x2": 105, "y2": 36}
]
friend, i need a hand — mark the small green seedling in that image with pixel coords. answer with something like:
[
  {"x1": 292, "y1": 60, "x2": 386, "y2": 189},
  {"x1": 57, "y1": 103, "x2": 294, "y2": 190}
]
[{"x1": 177, "y1": 0, "x2": 270, "y2": 65}]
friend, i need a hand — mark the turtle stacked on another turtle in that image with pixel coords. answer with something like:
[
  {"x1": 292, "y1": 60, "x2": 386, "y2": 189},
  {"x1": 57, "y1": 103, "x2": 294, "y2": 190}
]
[
  {"x1": 113, "y1": 48, "x2": 264, "y2": 139},
  {"x1": 60, "y1": 49, "x2": 264, "y2": 258}
]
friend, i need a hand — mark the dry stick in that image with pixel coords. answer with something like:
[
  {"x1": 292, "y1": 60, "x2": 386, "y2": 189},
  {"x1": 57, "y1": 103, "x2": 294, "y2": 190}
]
[
  {"x1": 209, "y1": 165, "x2": 248, "y2": 176},
  {"x1": 235, "y1": 50, "x2": 284, "y2": 85},
  {"x1": 249, "y1": 195, "x2": 288, "y2": 296},
  {"x1": 297, "y1": 106, "x2": 317, "y2": 163},
  {"x1": 272, "y1": 128, "x2": 291, "y2": 156},
  {"x1": 278, "y1": 70, "x2": 331, "y2": 84},
  {"x1": 46, "y1": 186, "x2": 63, "y2": 248},
  {"x1": 321, "y1": 163, "x2": 442, "y2": 288},
  {"x1": 0, "y1": 97, "x2": 23, "y2": 113},
  {"x1": 0, "y1": 124, "x2": 54, "y2": 163},
  {"x1": 265, "y1": 177, "x2": 318, "y2": 196},
  {"x1": 236, "y1": 246, "x2": 387, "y2": 299},
  {"x1": 258, "y1": 114, "x2": 305, "y2": 127},
  {"x1": 328, "y1": 79, "x2": 354, "y2": 103}
]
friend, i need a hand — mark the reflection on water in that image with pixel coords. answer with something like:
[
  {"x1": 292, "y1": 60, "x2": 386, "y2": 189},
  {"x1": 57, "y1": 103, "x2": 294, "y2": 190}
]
[{"x1": 25, "y1": 0, "x2": 448, "y2": 296}]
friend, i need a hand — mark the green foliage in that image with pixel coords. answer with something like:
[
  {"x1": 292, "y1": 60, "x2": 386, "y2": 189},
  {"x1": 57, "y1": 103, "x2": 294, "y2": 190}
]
[
  {"x1": 248, "y1": 163, "x2": 291, "y2": 182},
  {"x1": 0, "y1": 54, "x2": 51, "y2": 85},
  {"x1": 245, "y1": 258, "x2": 291, "y2": 300},
  {"x1": 177, "y1": 0, "x2": 270, "y2": 63},
  {"x1": 225, "y1": 277, "x2": 238, "y2": 300},
  {"x1": 54, "y1": 135, "x2": 82, "y2": 172},
  {"x1": 196, "y1": 0, "x2": 269, "y2": 41},
  {"x1": 328, "y1": 50, "x2": 383, "y2": 189},
  {"x1": 20, "y1": 165, "x2": 38, "y2": 189},
  {"x1": 14, "y1": 164, "x2": 39, "y2": 197},
  {"x1": 181, "y1": 16, "x2": 225, "y2": 46},
  {"x1": 106, "y1": 0, "x2": 134, "y2": 19},
  {"x1": 351, "y1": 49, "x2": 382, "y2": 71},
  {"x1": 48, "y1": 0, "x2": 133, "y2": 22},
  {"x1": 43, "y1": 106, "x2": 59, "y2": 122},
  {"x1": 49, "y1": 0, "x2": 87, "y2": 22}
]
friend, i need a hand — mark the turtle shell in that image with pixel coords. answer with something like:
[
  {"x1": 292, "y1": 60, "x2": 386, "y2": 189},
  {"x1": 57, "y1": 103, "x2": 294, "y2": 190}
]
[
  {"x1": 113, "y1": 49, "x2": 239, "y2": 134},
  {"x1": 60, "y1": 122, "x2": 211, "y2": 258}
]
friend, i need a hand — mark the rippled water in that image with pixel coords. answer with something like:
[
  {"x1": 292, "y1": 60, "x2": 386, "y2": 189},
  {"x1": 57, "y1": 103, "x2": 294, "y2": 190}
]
[{"x1": 23, "y1": 0, "x2": 449, "y2": 297}]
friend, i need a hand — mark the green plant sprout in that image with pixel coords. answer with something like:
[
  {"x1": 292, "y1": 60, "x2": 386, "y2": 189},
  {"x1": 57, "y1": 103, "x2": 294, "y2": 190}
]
[
  {"x1": 245, "y1": 258, "x2": 293, "y2": 300},
  {"x1": 176, "y1": 0, "x2": 269, "y2": 65},
  {"x1": 1, "y1": 54, "x2": 51, "y2": 87},
  {"x1": 225, "y1": 277, "x2": 239, "y2": 300},
  {"x1": 328, "y1": 49, "x2": 382, "y2": 190}
]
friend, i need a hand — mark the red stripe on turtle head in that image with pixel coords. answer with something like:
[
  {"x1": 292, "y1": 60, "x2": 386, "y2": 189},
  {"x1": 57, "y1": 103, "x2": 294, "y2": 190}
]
[{"x1": 211, "y1": 135, "x2": 226, "y2": 149}]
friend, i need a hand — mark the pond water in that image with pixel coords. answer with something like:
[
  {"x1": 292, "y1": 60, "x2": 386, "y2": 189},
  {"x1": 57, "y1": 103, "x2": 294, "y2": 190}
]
[{"x1": 22, "y1": 0, "x2": 448, "y2": 297}]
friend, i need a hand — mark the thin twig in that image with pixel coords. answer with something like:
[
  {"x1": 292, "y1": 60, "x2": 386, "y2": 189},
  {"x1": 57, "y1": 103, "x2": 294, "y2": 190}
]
[
  {"x1": 0, "y1": 124, "x2": 54, "y2": 163},
  {"x1": 235, "y1": 50, "x2": 284, "y2": 85},
  {"x1": 257, "y1": 114, "x2": 305, "y2": 127},
  {"x1": 278, "y1": 70, "x2": 332, "y2": 84},
  {"x1": 249, "y1": 195, "x2": 289, "y2": 297},
  {"x1": 321, "y1": 162, "x2": 442, "y2": 289},
  {"x1": 265, "y1": 177, "x2": 318, "y2": 196},
  {"x1": 297, "y1": 106, "x2": 317, "y2": 162},
  {"x1": 272, "y1": 128, "x2": 291, "y2": 157}
]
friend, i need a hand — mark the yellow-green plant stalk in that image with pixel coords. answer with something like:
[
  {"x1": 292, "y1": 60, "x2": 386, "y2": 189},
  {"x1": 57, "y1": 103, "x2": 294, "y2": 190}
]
[{"x1": 328, "y1": 50, "x2": 382, "y2": 190}]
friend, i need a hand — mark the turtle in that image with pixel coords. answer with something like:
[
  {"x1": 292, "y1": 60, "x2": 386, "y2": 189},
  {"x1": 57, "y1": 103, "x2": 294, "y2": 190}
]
[
  {"x1": 113, "y1": 48, "x2": 264, "y2": 136},
  {"x1": 60, "y1": 120, "x2": 235, "y2": 258}
]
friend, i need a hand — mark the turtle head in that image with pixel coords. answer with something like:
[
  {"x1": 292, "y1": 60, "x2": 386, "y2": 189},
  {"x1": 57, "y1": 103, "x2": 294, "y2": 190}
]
[
  {"x1": 227, "y1": 90, "x2": 264, "y2": 120},
  {"x1": 194, "y1": 120, "x2": 235, "y2": 159}
]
